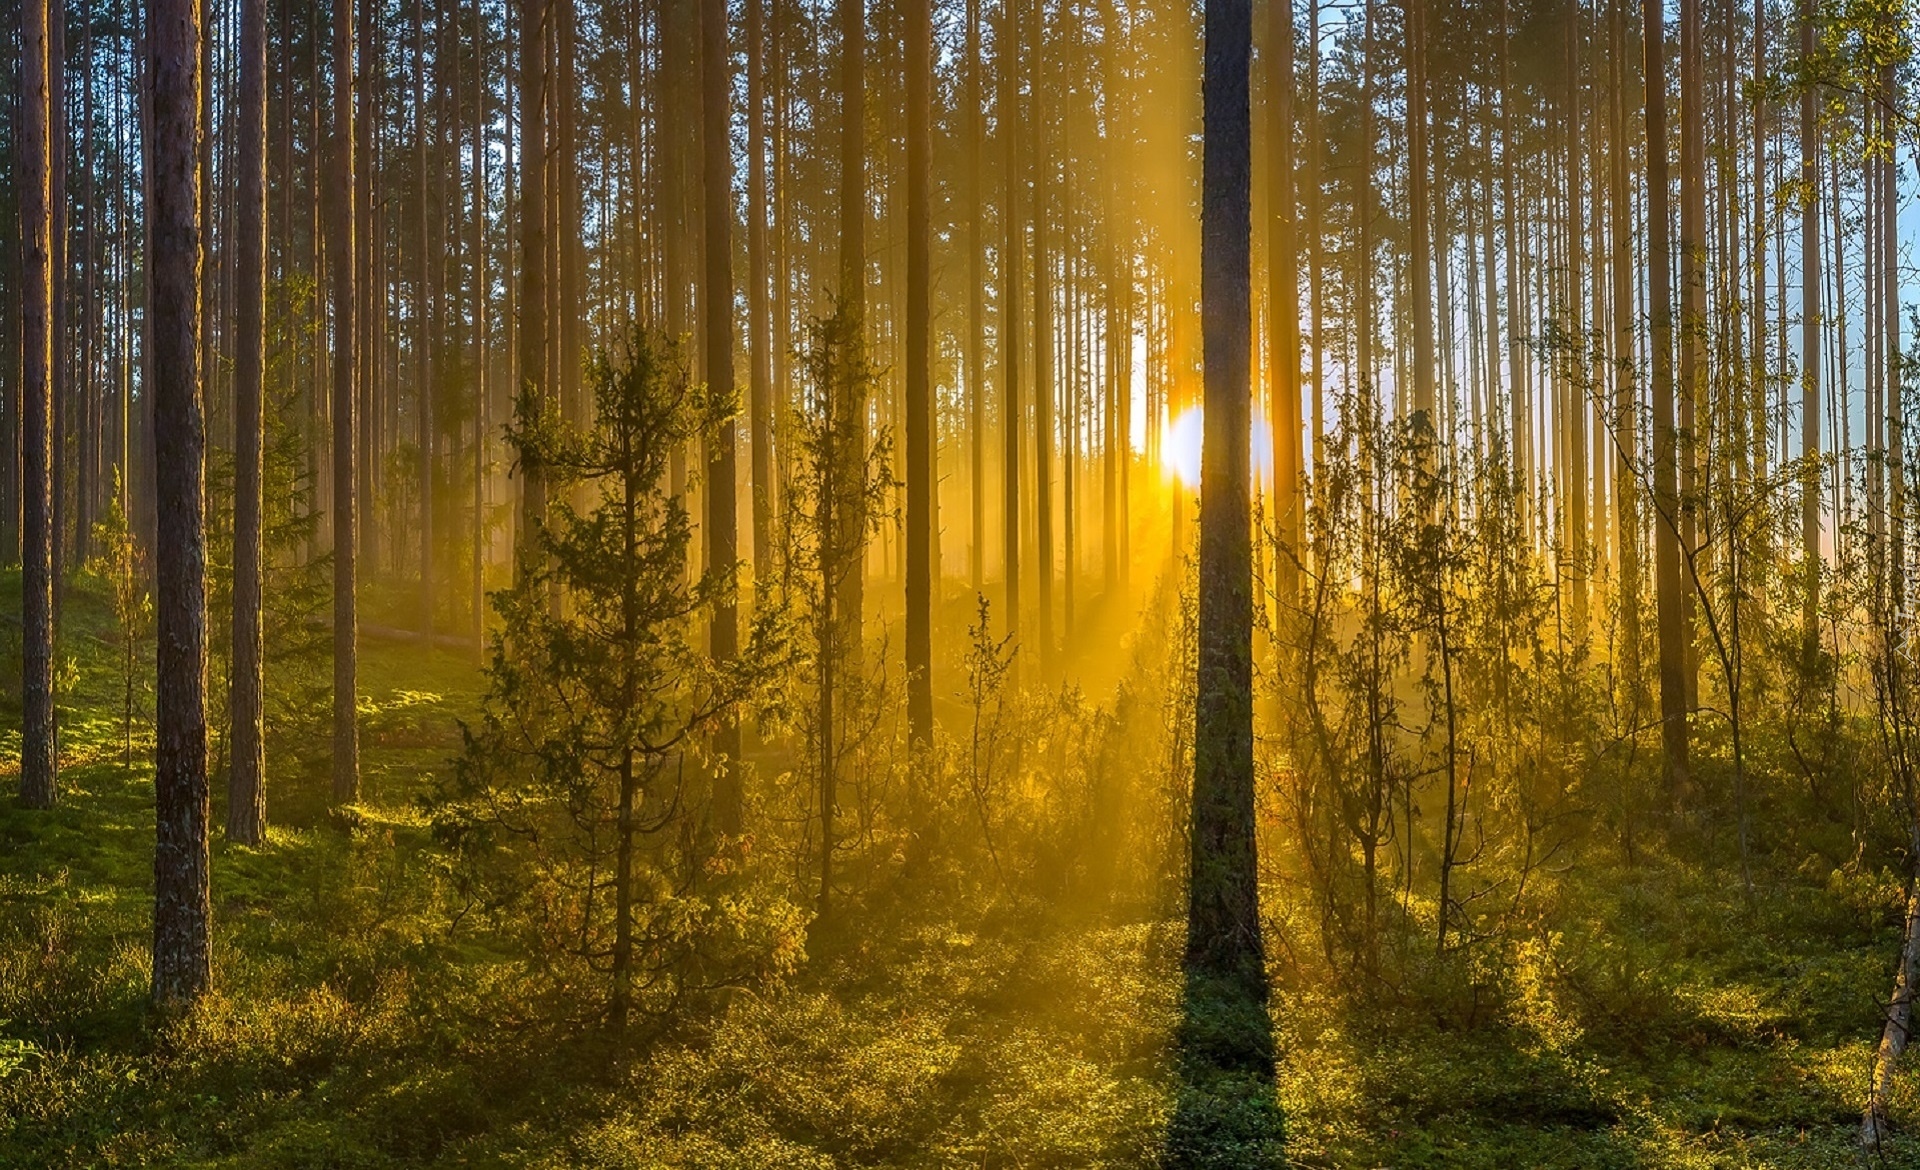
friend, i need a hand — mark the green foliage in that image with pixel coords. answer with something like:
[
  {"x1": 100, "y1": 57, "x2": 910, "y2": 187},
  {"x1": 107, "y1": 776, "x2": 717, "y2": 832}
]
[{"x1": 437, "y1": 331, "x2": 801, "y2": 1028}]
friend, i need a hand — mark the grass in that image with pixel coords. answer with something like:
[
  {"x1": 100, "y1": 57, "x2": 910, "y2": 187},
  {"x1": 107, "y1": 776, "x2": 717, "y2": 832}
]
[{"x1": 2, "y1": 572, "x2": 1920, "y2": 1166}]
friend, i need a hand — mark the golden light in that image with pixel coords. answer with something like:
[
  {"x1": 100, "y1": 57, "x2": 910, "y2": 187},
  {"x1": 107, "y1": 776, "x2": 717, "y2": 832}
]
[{"x1": 1165, "y1": 405, "x2": 1204, "y2": 489}]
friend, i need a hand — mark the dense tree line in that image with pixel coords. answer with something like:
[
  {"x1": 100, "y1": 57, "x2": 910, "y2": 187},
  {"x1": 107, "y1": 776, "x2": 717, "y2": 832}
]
[{"x1": 5, "y1": 0, "x2": 1920, "y2": 1147}]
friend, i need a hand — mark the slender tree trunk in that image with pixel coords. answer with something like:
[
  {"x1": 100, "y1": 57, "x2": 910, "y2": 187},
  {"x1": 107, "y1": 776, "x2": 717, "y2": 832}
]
[
  {"x1": 1799, "y1": 0, "x2": 1820, "y2": 657},
  {"x1": 1001, "y1": 0, "x2": 1022, "y2": 668},
  {"x1": 1030, "y1": 0, "x2": 1053, "y2": 672},
  {"x1": 230, "y1": 0, "x2": 268, "y2": 845},
  {"x1": 905, "y1": 0, "x2": 933, "y2": 748},
  {"x1": 837, "y1": 0, "x2": 866, "y2": 667},
  {"x1": 1189, "y1": 0, "x2": 1267, "y2": 1047},
  {"x1": 703, "y1": 0, "x2": 742, "y2": 833},
  {"x1": 968, "y1": 0, "x2": 985, "y2": 591},
  {"x1": 1647, "y1": 0, "x2": 1689, "y2": 796},
  {"x1": 1678, "y1": 0, "x2": 1705, "y2": 709},
  {"x1": 518, "y1": 0, "x2": 548, "y2": 571},
  {"x1": 1611, "y1": 0, "x2": 1640, "y2": 676},
  {"x1": 1268, "y1": 0, "x2": 1299, "y2": 605},
  {"x1": 331, "y1": 0, "x2": 361, "y2": 804},
  {"x1": 150, "y1": 0, "x2": 211, "y2": 1006},
  {"x1": 19, "y1": 0, "x2": 56, "y2": 810},
  {"x1": 1407, "y1": 0, "x2": 1433, "y2": 433},
  {"x1": 748, "y1": 0, "x2": 773, "y2": 580}
]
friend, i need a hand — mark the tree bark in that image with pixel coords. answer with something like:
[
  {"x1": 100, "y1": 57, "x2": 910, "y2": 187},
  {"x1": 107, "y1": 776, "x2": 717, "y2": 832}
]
[
  {"x1": 1268, "y1": 0, "x2": 1299, "y2": 606},
  {"x1": 905, "y1": 0, "x2": 933, "y2": 749},
  {"x1": 702, "y1": 0, "x2": 742, "y2": 833},
  {"x1": 19, "y1": 0, "x2": 56, "y2": 811},
  {"x1": 1647, "y1": 0, "x2": 1689, "y2": 796},
  {"x1": 517, "y1": 0, "x2": 550, "y2": 574},
  {"x1": 1189, "y1": 0, "x2": 1266, "y2": 1033},
  {"x1": 150, "y1": 0, "x2": 212, "y2": 1006},
  {"x1": 331, "y1": 0, "x2": 361, "y2": 805},
  {"x1": 229, "y1": 0, "x2": 269, "y2": 845}
]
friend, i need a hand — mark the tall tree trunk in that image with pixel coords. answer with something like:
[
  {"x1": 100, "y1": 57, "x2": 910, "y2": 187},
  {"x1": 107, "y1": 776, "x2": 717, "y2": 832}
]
[
  {"x1": 1679, "y1": 0, "x2": 1704, "y2": 710},
  {"x1": 518, "y1": 0, "x2": 548, "y2": 572},
  {"x1": 1030, "y1": 0, "x2": 1052, "y2": 672},
  {"x1": 150, "y1": 0, "x2": 211, "y2": 1006},
  {"x1": 703, "y1": 0, "x2": 742, "y2": 833},
  {"x1": 1001, "y1": 0, "x2": 1023, "y2": 670},
  {"x1": 1799, "y1": 0, "x2": 1819, "y2": 658},
  {"x1": 837, "y1": 0, "x2": 866, "y2": 667},
  {"x1": 748, "y1": 0, "x2": 773, "y2": 580},
  {"x1": 331, "y1": 0, "x2": 361, "y2": 804},
  {"x1": 1610, "y1": 0, "x2": 1640, "y2": 679},
  {"x1": 230, "y1": 0, "x2": 268, "y2": 845},
  {"x1": 1564, "y1": 0, "x2": 1589, "y2": 631},
  {"x1": 472, "y1": 0, "x2": 489, "y2": 656},
  {"x1": 968, "y1": 0, "x2": 985, "y2": 592},
  {"x1": 1647, "y1": 0, "x2": 1689, "y2": 796},
  {"x1": 415, "y1": 0, "x2": 436, "y2": 636},
  {"x1": 1268, "y1": 0, "x2": 1299, "y2": 605},
  {"x1": 905, "y1": 0, "x2": 933, "y2": 748},
  {"x1": 1189, "y1": 0, "x2": 1267, "y2": 1049},
  {"x1": 19, "y1": 0, "x2": 56, "y2": 810},
  {"x1": 1407, "y1": 0, "x2": 1433, "y2": 434}
]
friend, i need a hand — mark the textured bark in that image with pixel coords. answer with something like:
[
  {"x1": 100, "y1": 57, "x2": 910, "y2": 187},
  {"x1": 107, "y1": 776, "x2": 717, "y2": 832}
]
[
  {"x1": 703, "y1": 0, "x2": 742, "y2": 832},
  {"x1": 331, "y1": 0, "x2": 361, "y2": 805},
  {"x1": 1001, "y1": 0, "x2": 1023, "y2": 666},
  {"x1": 1645, "y1": 0, "x2": 1689, "y2": 796},
  {"x1": 1798, "y1": 0, "x2": 1819, "y2": 657},
  {"x1": 1267, "y1": 0, "x2": 1299, "y2": 604},
  {"x1": 517, "y1": 0, "x2": 549, "y2": 572},
  {"x1": 967, "y1": 0, "x2": 985, "y2": 591},
  {"x1": 1678, "y1": 0, "x2": 1704, "y2": 709},
  {"x1": 837, "y1": 0, "x2": 866, "y2": 664},
  {"x1": 905, "y1": 0, "x2": 933, "y2": 749},
  {"x1": 1609, "y1": 0, "x2": 1639, "y2": 673},
  {"x1": 748, "y1": 0, "x2": 773, "y2": 580},
  {"x1": 1189, "y1": 0, "x2": 1265, "y2": 1021},
  {"x1": 18, "y1": 0, "x2": 56, "y2": 811},
  {"x1": 150, "y1": 0, "x2": 212, "y2": 1006},
  {"x1": 1407, "y1": 0, "x2": 1433, "y2": 431},
  {"x1": 229, "y1": 0, "x2": 269, "y2": 846},
  {"x1": 1030, "y1": 0, "x2": 1053, "y2": 672}
]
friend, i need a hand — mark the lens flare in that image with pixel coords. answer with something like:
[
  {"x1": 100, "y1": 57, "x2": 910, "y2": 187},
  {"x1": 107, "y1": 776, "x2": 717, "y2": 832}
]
[{"x1": 1165, "y1": 406, "x2": 1203, "y2": 489}]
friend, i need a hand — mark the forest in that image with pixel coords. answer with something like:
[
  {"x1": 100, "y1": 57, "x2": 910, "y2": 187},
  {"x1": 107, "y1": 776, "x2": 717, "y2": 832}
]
[{"x1": 2, "y1": 0, "x2": 1920, "y2": 1162}]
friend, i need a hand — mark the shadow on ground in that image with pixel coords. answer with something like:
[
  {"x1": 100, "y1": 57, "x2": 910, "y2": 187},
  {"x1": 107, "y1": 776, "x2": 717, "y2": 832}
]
[{"x1": 1163, "y1": 966, "x2": 1286, "y2": 1169}]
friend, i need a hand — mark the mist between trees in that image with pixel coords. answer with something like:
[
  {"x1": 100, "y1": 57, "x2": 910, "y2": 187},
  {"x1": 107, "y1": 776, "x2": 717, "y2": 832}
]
[{"x1": 3, "y1": 0, "x2": 1920, "y2": 1163}]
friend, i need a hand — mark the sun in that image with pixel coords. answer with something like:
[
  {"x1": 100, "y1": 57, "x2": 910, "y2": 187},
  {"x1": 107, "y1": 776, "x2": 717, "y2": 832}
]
[{"x1": 1164, "y1": 406, "x2": 1204, "y2": 490}]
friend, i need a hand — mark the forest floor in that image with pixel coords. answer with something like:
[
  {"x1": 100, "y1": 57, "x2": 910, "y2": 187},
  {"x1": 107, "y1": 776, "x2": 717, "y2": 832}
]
[{"x1": 3, "y1": 572, "x2": 1920, "y2": 1167}]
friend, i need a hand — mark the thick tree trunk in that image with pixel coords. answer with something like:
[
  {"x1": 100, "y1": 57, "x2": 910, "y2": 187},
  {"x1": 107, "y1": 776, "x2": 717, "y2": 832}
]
[
  {"x1": 905, "y1": 0, "x2": 933, "y2": 749},
  {"x1": 19, "y1": 0, "x2": 56, "y2": 811},
  {"x1": 703, "y1": 0, "x2": 742, "y2": 832},
  {"x1": 229, "y1": 0, "x2": 268, "y2": 845},
  {"x1": 1189, "y1": 0, "x2": 1266, "y2": 1041},
  {"x1": 149, "y1": 0, "x2": 212, "y2": 1006}
]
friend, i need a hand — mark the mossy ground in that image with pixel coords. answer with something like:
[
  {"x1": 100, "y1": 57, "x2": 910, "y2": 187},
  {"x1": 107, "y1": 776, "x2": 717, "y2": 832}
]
[{"x1": 1, "y1": 573, "x2": 1918, "y2": 1167}]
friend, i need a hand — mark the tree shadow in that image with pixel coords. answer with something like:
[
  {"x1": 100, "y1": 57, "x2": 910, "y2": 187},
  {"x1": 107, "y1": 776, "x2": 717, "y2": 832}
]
[{"x1": 1162, "y1": 965, "x2": 1286, "y2": 1169}]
